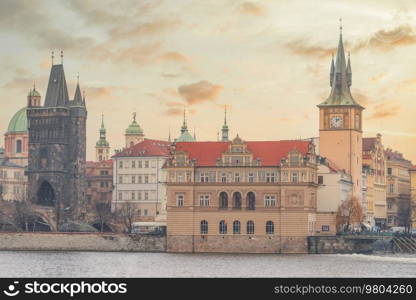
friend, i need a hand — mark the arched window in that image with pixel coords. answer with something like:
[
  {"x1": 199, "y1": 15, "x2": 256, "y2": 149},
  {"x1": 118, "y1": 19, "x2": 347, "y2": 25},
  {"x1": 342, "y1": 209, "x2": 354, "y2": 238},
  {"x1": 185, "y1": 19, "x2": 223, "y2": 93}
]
[
  {"x1": 247, "y1": 220, "x2": 254, "y2": 234},
  {"x1": 232, "y1": 192, "x2": 242, "y2": 209},
  {"x1": 16, "y1": 140, "x2": 22, "y2": 153},
  {"x1": 40, "y1": 148, "x2": 48, "y2": 168},
  {"x1": 37, "y1": 181, "x2": 55, "y2": 206},
  {"x1": 247, "y1": 192, "x2": 255, "y2": 210},
  {"x1": 219, "y1": 220, "x2": 227, "y2": 234},
  {"x1": 233, "y1": 220, "x2": 240, "y2": 234},
  {"x1": 200, "y1": 220, "x2": 208, "y2": 235},
  {"x1": 219, "y1": 192, "x2": 228, "y2": 209},
  {"x1": 266, "y1": 221, "x2": 274, "y2": 235}
]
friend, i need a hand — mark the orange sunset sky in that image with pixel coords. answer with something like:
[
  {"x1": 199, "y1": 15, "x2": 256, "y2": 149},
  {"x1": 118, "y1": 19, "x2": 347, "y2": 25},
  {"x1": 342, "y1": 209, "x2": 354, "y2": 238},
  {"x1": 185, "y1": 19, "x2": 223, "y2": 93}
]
[{"x1": 0, "y1": 0, "x2": 415, "y2": 162}]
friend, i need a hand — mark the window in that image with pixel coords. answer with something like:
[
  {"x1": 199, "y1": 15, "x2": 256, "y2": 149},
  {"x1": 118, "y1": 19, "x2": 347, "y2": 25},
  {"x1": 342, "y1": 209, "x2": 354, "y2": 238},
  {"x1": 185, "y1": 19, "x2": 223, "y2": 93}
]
[
  {"x1": 118, "y1": 192, "x2": 122, "y2": 200},
  {"x1": 40, "y1": 148, "x2": 48, "y2": 168},
  {"x1": 318, "y1": 176, "x2": 324, "y2": 185},
  {"x1": 232, "y1": 192, "x2": 242, "y2": 209},
  {"x1": 119, "y1": 176, "x2": 123, "y2": 184},
  {"x1": 138, "y1": 191, "x2": 142, "y2": 200},
  {"x1": 200, "y1": 173, "x2": 209, "y2": 182},
  {"x1": 144, "y1": 192, "x2": 149, "y2": 200},
  {"x1": 301, "y1": 172, "x2": 307, "y2": 182},
  {"x1": 387, "y1": 215, "x2": 393, "y2": 224},
  {"x1": 388, "y1": 184, "x2": 394, "y2": 194},
  {"x1": 282, "y1": 171, "x2": 288, "y2": 182},
  {"x1": 219, "y1": 220, "x2": 227, "y2": 234},
  {"x1": 200, "y1": 220, "x2": 208, "y2": 234},
  {"x1": 16, "y1": 140, "x2": 22, "y2": 153},
  {"x1": 177, "y1": 173, "x2": 184, "y2": 183},
  {"x1": 138, "y1": 209, "x2": 141, "y2": 216},
  {"x1": 119, "y1": 161, "x2": 123, "y2": 169},
  {"x1": 387, "y1": 200, "x2": 392, "y2": 209},
  {"x1": 248, "y1": 173, "x2": 254, "y2": 183},
  {"x1": 131, "y1": 176, "x2": 136, "y2": 184},
  {"x1": 290, "y1": 154, "x2": 300, "y2": 166},
  {"x1": 145, "y1": 161, "x2": 149, "y2": 168},
  {"x1": 266, "y1": 173, "x2": 275, "y2": 183},
  {"x1": 234, "y1": 173, "x2": 240, "y2": 183},
  {"x1": 387, "y1": 168, "x2": 392, "y2": 175},
  {"x1": 291, "y1": 172, "x2": 298, "y2": 183},
  {"x1": 131, "y1": 192, "x2": 135, "y2": 200},
  {"x1": 247, "y1": 192, "x2": 255, "y2": 210},
  {"x1": 199, "y1": 195, "x2": 210, "y2": 207},
  {"x1": 266, "y1": 221, "x2": 274, "y2": 234},
  {"x1": 233, "y1": 220, "x2": 240, "y2": 234},
  {"x1": 247, "y1": 221, "x2": 254, "y2": 234},
  {"x1": 264, "y1": 195, "x2": 276, "y2": 207},
  {"x1": 219, "y1": 192, "x2": 228, "y2": 209},
  {"x1": 144, "y1": 209, "x2": 148, "y2": 216},
  {"x1": 177, "y1": 194, "x2": 184, "y2": 207},
  {"x1": 221, "y1": 173, "x2": 227, "y2": 183},
  {"x1": 138, "y1": 161, "x2": 142, "y2": 168},
  {"x1": 144, "y1": 175, "x2": 149, "y2": 184},
  {"x1": 132, "y1": 161, "x2": 136, "y2": 168},
  {"x1": 138, "y1": 176, "x2": 142, "y2": 183}
]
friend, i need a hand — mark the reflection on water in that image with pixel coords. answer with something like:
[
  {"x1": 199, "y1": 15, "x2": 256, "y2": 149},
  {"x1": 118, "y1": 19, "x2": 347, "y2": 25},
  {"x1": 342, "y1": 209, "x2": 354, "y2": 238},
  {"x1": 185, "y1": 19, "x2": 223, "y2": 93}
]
[{"x1": 0, "y1": 251, "x2": 415, "y2": 277}]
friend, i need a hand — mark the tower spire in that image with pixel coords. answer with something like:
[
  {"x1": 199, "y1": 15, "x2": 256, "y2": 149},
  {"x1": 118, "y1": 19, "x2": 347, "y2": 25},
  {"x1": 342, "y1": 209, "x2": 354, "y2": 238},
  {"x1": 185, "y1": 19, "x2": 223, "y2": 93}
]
[
  {"x1": 61, "y1": 50, "x2": 63, "y2": 64},
  {"x1": 318, "y1": 21, "x2": 362, "y2": 108},
  {"x1": 221, "y1": 105, "x2": 229, "y2": 141},
  {"x1": 181, "y1": 108, "x2": 188, "y2": 134}
]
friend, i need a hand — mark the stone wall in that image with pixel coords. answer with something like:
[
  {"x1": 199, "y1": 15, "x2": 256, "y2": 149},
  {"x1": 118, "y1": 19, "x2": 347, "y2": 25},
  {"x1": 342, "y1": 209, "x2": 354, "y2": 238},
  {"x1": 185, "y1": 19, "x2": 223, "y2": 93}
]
[
  {"x1": 308, "y1": 236, "x2": 393, "y2": 254},
  {"x1": 0, "y1": 232, "x2": 166, "y2": 252},
  {"x1": 167, "y1": 235, "x2": 308, "y2": 253}
]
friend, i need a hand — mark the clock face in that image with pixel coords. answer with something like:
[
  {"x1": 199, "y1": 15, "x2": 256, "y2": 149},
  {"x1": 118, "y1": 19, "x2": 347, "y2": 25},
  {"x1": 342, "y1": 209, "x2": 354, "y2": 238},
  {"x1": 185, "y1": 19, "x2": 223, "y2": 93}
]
[{"x1": 330, "y1": 116, "x2": 343, "y2": 128}]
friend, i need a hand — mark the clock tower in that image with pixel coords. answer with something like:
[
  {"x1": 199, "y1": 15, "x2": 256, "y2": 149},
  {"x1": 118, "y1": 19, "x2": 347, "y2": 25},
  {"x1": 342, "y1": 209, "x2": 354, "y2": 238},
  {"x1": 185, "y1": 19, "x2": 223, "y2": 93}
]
[{"x1": 318, "y1": 25, "x2": 365, "y2": 200}]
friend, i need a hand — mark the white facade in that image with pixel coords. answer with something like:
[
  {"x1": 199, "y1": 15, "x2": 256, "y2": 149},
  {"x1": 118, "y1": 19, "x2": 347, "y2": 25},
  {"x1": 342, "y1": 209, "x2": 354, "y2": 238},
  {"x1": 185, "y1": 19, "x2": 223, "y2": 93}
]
[
  {"x1": 317, "y1": 163, "x2": 353, "y2": 213},
  {"x1": 112, "y1": 156, "x2": 168, "y2": 221}
]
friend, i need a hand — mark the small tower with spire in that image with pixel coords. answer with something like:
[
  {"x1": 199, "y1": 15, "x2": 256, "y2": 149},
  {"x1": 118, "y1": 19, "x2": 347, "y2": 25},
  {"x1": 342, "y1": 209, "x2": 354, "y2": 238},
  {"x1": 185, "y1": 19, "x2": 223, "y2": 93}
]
[
  {"x1": 95, "y1": 114, "x2": 110, "y2": 161},
  {"x1": 175, "y1": 109, "x2": 196, "y2": 142},
  {"x1": 125, "y1": 112, "x2": 144, "y2": 148},
  {"x1": 27, "y1": 82, "x2": 41, "y2": 107},
  {"x1": 221, "y1": 105, "x2": 229, "y2": 141}
]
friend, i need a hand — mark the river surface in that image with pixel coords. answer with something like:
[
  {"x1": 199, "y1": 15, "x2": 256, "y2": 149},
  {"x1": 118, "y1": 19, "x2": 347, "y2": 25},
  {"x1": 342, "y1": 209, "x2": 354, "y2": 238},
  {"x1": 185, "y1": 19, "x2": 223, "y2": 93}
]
[{"x1": 0, "y1": 251, "x2": 415, "y2": 277}]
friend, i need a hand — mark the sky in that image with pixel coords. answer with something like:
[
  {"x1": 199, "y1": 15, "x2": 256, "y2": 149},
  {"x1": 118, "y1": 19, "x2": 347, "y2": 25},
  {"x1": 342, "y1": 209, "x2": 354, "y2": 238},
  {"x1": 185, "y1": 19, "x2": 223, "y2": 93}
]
[{"x1": 0, "y1": 0, "x2": 416, "y2": 162}]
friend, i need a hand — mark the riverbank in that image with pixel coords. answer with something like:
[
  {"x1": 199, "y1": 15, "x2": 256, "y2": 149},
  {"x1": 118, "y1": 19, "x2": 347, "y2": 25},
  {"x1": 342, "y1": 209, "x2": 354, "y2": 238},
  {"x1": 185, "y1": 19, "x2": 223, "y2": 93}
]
[{"x1": 0, "y1": 232, "x2": 165, "y2": 252}]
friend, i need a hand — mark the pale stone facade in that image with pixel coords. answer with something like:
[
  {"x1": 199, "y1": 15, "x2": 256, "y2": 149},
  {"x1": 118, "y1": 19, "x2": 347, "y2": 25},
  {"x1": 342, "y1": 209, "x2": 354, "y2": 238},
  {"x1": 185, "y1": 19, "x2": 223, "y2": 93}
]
[
  {"x1": 0, "y1": 158, "x2": 27, "y2": 201},
  {"x1": 112, "y1": 139, "x2": 170, "y2": 222}
]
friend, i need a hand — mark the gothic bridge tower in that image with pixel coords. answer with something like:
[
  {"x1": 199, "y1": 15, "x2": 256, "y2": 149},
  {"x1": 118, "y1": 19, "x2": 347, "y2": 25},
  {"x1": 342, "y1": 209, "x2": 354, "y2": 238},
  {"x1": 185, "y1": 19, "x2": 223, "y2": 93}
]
[{"x1": 27, "y1": 53, "x2": 87, "y2": 229}]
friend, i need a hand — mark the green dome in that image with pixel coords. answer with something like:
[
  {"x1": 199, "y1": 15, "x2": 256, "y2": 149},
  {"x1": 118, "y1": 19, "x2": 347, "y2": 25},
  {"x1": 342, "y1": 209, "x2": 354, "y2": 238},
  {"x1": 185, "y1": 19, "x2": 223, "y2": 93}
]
[
  {"x1": 7, "y1": 107, "x2": 28, "y2": 133},
  {"x1": 28, "y1": 89, "x2": 40, "y2": 97},
  {"x1": 125, "y1": 120, "x2": 143, "y2": 135},
  {"x1": 176, "y1": 131, "x2": 195, "y2": 142}
]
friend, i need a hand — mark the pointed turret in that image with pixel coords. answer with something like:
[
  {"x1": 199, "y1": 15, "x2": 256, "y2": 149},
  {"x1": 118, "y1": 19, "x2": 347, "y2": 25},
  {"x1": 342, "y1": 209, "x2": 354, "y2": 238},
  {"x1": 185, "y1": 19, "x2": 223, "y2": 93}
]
[
  {"x1": 73, "y1": 82, "x2": 83, "y2": 105},
  {"x1": 318, "y1": 23, "x2": 362, "y2": 108},
  {"x1": 181, "y1": 109, "x2": 188, "y2": 134},
  {"x1": 44, "y1": 63, "x2": 69, "y2": 107},
  {"x1": 96, "y1": 114, "x2": 110, "y2": 161},
  {"x1": 221, "y1": 105, "x2": 229, "y2": 141},
  {"x1": 176, "y1": 109, "x2": 195, "y2": 142},
  {"x1": 330, "y1": 54, "x2": 335, "y2": 87},
  {"x1": 346, "y1": 52, "x2": 352, "y2": 87}
]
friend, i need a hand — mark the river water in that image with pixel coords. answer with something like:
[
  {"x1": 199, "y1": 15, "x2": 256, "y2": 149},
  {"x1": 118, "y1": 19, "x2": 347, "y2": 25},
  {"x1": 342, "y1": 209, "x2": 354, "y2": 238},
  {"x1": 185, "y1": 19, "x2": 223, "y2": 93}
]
[{"x1": 0, "y1": 251, "x2": 415, "y2": 277}]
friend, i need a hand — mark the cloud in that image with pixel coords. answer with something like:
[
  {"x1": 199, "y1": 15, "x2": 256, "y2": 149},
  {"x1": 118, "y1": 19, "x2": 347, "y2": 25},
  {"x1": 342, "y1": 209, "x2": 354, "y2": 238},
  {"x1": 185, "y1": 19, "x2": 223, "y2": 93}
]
[
  {"x1": 369, "y1": 101, "x2": 401, "y2": 120},
  {"x1": 354, "y1": 24, "x2": 416, "y2": 52},
  {"x1": 238, "y1": 2, "x2": 265, "y2": 16},
  {"x1": 165, "y1": 107, "x2": 184, "y2": 116},
  {"x1": 161, "y1": 73, "x2": 182, "y2": 78},
  {"x1": 157, "y1": 51, "x2": 190, "y2": 63},
  {"x1": 353, "y1": 90, "x2": 372, "y2": 107},
  {"x1": 286, "y1": 40, "x2": 336, "y2": 58},
  {"x1": 109, "y1": 20, "x2": 181, "y2": 40},
  {"x1": 85, "y1": 87, "x2": 113, "y2": 99},
  {"x1": 178, "y1": 80, "x2": 223, "y2": 105}
]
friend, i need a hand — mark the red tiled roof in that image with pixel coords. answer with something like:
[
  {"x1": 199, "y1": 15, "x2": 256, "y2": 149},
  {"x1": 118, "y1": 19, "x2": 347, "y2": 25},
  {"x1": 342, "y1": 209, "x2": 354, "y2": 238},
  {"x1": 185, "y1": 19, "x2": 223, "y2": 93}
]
[
  {"x1": 363, "y1": 137, "x2": 376, "y2": 152},
  {"x1": 410, "y1": 165, "x2": 416, "y2": 171},
  {"x1": 112, "y1": 139, "x2": 171, "y2": 158},
  {"x1": 175, "y1": 140, "x2": 311, "y2": 166}
]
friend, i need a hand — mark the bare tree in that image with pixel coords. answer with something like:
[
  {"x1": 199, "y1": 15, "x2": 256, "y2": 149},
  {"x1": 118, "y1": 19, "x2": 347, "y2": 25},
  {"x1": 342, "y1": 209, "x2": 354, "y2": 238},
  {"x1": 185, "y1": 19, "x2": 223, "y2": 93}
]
[
  {"x1": 119, "y1": 202, "x2": 136, "y2": 233},
  {"x1": 336, "y1": 196, "x2": 364, "y2": 232},
  {"x1": 95, "y1": 203, "x2": 113, "y2": 232}
]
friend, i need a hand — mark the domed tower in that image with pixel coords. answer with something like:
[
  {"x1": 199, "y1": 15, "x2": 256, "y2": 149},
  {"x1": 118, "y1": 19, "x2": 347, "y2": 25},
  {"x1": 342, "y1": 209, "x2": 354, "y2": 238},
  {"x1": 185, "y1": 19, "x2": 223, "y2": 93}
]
[
  {"x1": 95, "y1": 114, "x2": 110, "y2": 161},
  {"x1": 175, "y1": 109, "x2": 196, "y2": 142},
  {"x1": 125, "y1": 112, "x2": 144, "y2": 148},
  {"x1": 27, "y1": 85, "x2": 41, "y2": 107}
]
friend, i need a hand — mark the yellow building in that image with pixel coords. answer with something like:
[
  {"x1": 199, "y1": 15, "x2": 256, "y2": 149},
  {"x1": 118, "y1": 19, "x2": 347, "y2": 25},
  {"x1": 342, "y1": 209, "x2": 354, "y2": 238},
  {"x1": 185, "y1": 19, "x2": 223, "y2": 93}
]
[
  {"x1": 362, "y1": 134, "x2": 387, "y2": 228},
  {"x1": 166, "y1": 136, "x2": 335, "y2": 253},
  {"x1": 410, "y1": 166, "x2": 416, "y2": 229},
  {"x1": 385, "y1": 149, "x2": 412, "y2": 228}
]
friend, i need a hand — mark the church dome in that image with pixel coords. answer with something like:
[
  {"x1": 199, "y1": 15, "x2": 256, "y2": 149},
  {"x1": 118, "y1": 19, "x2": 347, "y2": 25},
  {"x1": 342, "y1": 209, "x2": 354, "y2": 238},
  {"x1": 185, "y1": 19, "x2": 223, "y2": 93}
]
[
  {"x1": 125, "y1": 120, "x2": 143, "y2": 135},
  {"x1": 7, "y1": 107, "x2": 28, "y2": 133},
  {"x1": 28, "y1": 89, "x2": 40, "y2": 97}
]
